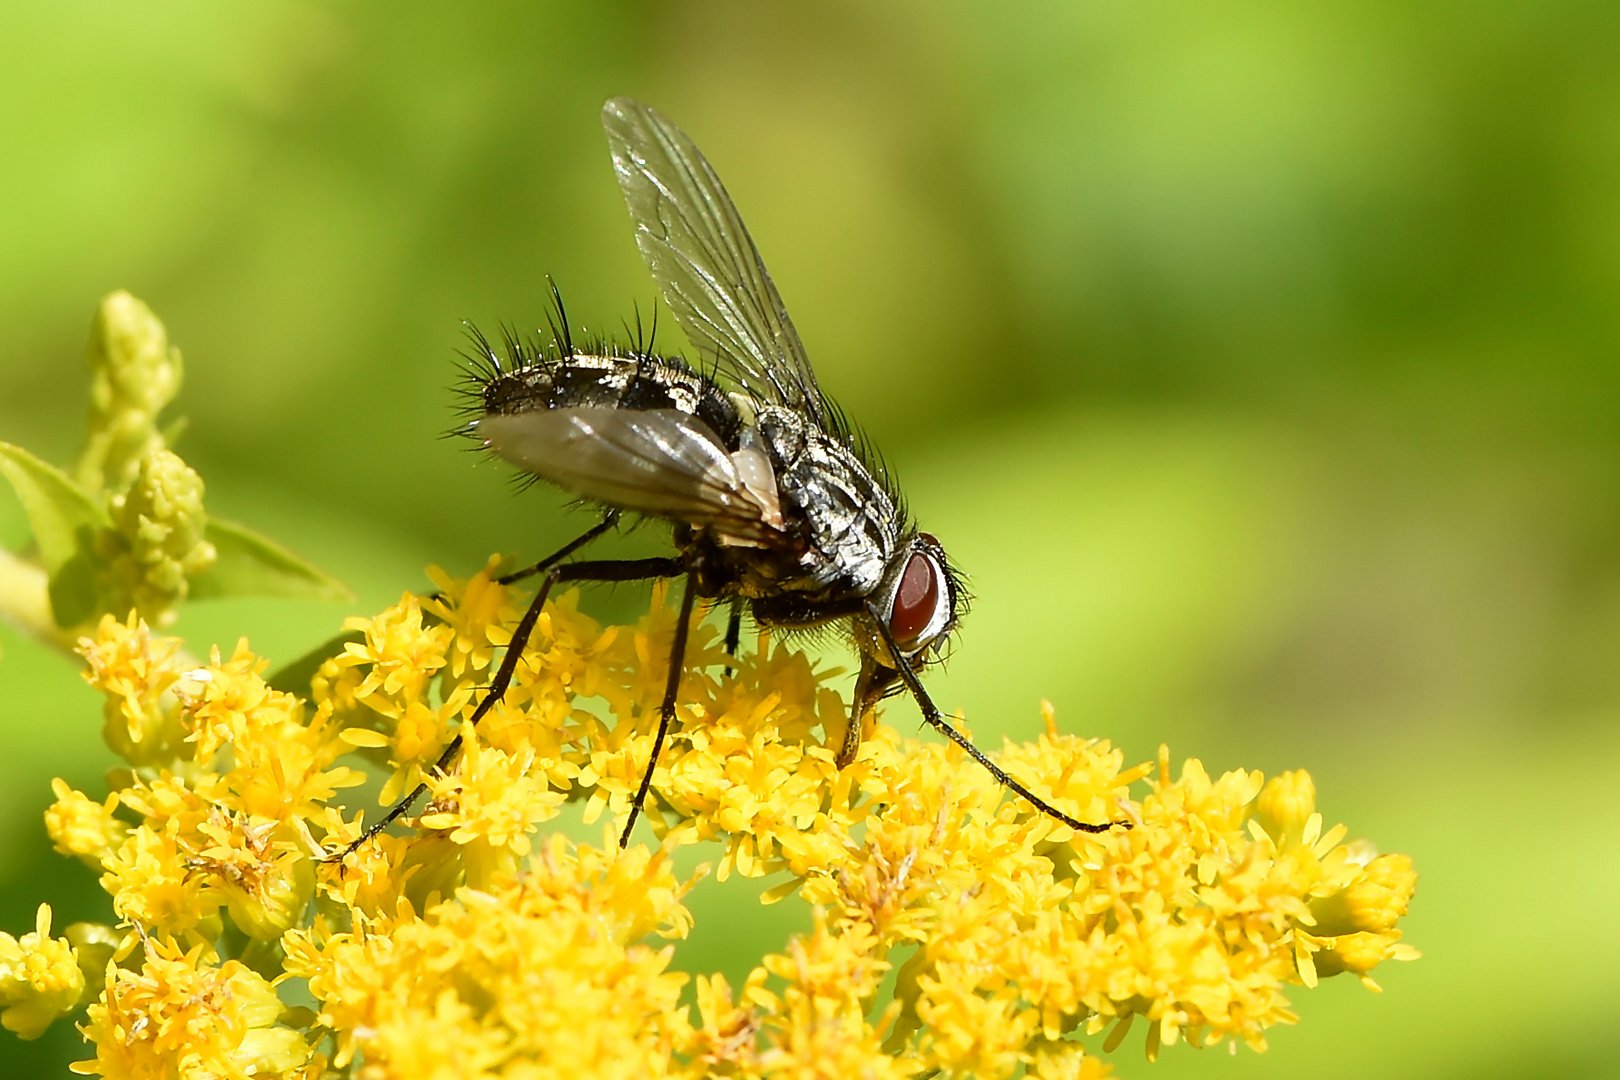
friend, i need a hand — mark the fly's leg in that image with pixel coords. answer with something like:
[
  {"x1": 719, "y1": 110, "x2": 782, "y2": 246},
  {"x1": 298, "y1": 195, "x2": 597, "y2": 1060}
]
[
  {"x1": 496, "y1": 510, "x2": 620, "y2": 586},
  {"x1": 867, "y1": 605, "x2": 1129, "y2": 836},
  {"x1": 328, "y1": 569, "x2": 561, "y2": 861},
  {"x1": 327, "y1": 553, "x2": 684, "y2": 863},
  {"x1": 621, "y1": 572, "x2": 698, "y2": 847},
  {"x1": 722, "y1": 603, "x2": 742, "y2": 678},
  {"x1": 278, "y1": 515, "x2": 621, "y2": 700}
]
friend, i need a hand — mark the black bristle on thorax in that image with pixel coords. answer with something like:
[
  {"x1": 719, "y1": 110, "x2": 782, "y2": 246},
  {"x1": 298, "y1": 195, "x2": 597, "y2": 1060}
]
[{"x1": 818, "y1": 393, "x2": 909, "y2": 537}]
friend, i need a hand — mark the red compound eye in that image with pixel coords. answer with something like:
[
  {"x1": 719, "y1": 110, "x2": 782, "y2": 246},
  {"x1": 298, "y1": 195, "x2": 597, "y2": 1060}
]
[{"x1": 889, "y1": 550, "x2": 941, "y2": 649}]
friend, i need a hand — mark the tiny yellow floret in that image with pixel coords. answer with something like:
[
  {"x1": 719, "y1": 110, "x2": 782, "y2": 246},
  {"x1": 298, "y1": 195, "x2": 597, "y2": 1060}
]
[{"x1": 0, "y1": 905, "x2": 85, "y2": 1041}]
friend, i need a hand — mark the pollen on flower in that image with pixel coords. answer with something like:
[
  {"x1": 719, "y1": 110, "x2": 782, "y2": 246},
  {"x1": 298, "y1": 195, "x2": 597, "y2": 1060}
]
[{"x1": 11, "y1": 560, "x2": 1418, "y2": 1077}]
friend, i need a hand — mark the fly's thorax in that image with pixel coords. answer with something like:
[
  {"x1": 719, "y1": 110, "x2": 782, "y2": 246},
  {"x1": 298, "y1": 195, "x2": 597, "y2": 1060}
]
[{"x1": 756, "y1": 406, "x2": 898, "y2": 596}]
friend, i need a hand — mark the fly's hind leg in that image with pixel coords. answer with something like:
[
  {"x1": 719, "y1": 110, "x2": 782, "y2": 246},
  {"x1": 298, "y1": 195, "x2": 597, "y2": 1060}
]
[
  {"x1": 267, "y1": 514, "x2": 618, "y2": 700},
  {"x1": 328, "y1": 566, "x2": 564, "y2": 861},
  {"x1": 722, "y1": 602, "x2": 742, "y2": 678},
  {"x1": 496, "y1": 510, "x2": 620, "y2": 586},
  {"x1": 327, "y1": 547, "x2": 682, "y2": 863},
  {"x1": 622, "y1": 572, "x2": 698, "y2": 847}
]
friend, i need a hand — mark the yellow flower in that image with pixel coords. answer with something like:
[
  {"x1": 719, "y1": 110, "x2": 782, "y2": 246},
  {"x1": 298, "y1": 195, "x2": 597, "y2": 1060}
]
[
  {"x1": 748, "y1": 913, "x2": 911, "y2": 1079},
  {"x1": 14, "y1": 566, "x2": 1417, "y2": 1076},
  {"x1": 422, "y1": 557, "x2": 517, "y2": 679},
  {"x1": 417, "y1": 722, "x2": 568, "y2": 885},
  {"x1": 689, "y1": 971, "x2": 765, "y2": 1074},
  {"x1": 77, "y1": 611, "x2": 187, "y2": 766},
  {"x1": 45, "y1": 779, "x2": 130, "y2": 871},
  {"x1": 283, "y1": 837, "x2": 696, "y2": 1078},
  {"x1": 652, "y1": 639, "x2": 844, "y2": 880},
  {"x1": 177, "y1": 640, "x2": 366, "y2": 821},
  {"x1": 99, "y1": 820, "x2": 224, "y2": 950},
  {"x1": 342, "y1": 593, "x2": 452, "y2": 711},
  {"x1": 190, "y1": 812, "x2": 316, "y2": 941},
  {"x1": 335, "y1": 594, "x2": 458, "y2": 803},
  {"x1": 1310, "y1": 851, "x2": 1417, "y2": 935},
  {"x1": 1314, "y1": 929, "x2": 1421, "y2": 988},
  {"x1": 1028, "y1": 1042, "x2": 1116, "y2": 1080},
  {"x1": 0, "y1": 905, "x2": 85, "y2": 1040},
  {"x1": 73, "y1": 934, "x2": 312, "y2": 1079}
]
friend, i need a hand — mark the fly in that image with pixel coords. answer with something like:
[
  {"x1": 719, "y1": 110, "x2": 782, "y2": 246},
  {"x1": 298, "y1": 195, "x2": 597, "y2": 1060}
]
[{"x1": 347, "y1": 98, "x2": 1123, "y2": 854}]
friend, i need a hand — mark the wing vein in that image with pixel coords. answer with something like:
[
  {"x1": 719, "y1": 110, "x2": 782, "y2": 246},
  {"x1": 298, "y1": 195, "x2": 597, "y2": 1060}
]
[{"x1": 604, "y1": 97, "x2": 828, "y2": 426}]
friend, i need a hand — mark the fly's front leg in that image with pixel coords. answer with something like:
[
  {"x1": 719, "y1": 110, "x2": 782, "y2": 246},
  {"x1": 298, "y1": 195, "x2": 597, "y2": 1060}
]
[{"x1": 867, "y1": 605, "x2": 1127, "y2": 836}]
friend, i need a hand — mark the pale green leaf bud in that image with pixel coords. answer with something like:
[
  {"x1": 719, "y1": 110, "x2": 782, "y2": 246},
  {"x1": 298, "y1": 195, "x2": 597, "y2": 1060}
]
[
  {"x1": 99, "y1": 448, "x2": 217, "y2": 627},
  {"x1": 76, "y1": 291, "x2": 183, "y2": 494}
]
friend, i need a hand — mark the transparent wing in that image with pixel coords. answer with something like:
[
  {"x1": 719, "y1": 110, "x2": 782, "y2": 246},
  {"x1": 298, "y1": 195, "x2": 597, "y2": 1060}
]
[
  {"x1": 602, "y1": 96, "x2": 827, "y2": 425},
  {"x1": 477, "y1": 406, "x2": 777, "y2": 543}
]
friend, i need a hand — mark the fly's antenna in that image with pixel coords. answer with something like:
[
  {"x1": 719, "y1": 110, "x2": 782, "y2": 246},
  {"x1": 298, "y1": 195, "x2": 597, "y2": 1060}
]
[{"x1": 544, "y1": 276, "x2": 576, "y2": 357}]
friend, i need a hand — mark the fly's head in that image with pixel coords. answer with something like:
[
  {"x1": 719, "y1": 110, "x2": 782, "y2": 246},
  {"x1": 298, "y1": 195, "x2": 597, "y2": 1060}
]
[
  {"x1": 841, "y1": 532, "x2": 965, "y2": 766},
  {"x1": 877, "y1": 532, "x2": 961, "y2": 662}
]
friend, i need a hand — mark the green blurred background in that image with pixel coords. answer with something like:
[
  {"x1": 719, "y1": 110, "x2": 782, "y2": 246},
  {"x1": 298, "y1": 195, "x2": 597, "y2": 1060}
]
[{"x1": 4, "y1": 0, "x2": 1619, "y2": 1075}]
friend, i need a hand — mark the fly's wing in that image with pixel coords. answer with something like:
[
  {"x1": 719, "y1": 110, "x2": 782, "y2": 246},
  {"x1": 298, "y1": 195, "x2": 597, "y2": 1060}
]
[
  {"x1": 477, "y1": 406, "x2": 777, "y2": 544},
  {"x1": 602, "y1": 97, "x2": 828, "y2": 427}
]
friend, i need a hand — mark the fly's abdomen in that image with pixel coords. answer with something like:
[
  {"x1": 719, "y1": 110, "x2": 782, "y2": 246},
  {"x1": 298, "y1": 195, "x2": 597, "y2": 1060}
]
[
  {"x1": 479, "y1": 350, "x2": 740, "y2": 443},
  {"x1": 464, "y1": 331, "x2": 788, "y2": 545}
]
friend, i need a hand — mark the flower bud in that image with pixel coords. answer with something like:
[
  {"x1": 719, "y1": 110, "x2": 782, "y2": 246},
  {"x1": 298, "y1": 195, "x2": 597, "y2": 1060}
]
[
  {"x1": 0, "y1": 905, "x2": 85, "y2": 1040},
  {"x1": 43, "y1": 779, "x2": 131, "y2": 871},
  {"x1": 63, "y1": 922, "x2": 118, "y2": 1004},
  {"x1": 1256, "y1": 770, "x2": 1316, "y2": 849},
  {"x1": 100, "y1": 448, "x2": 217, "y2": 627},
  {"x1": 1309, "y1": 853, "x2": 1417, "y2": 935},
  {"x1": 77, "y1": 291, "x2": 183, "y2": 494}
]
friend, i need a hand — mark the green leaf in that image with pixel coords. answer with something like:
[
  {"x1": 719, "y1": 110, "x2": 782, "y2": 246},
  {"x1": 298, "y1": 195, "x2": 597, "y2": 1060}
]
[
  {"x1": 0, "y1": 441, "x2": 111, "y2": 572},
  {"x1": 267, "y1": 629, "x2": 364, "y2": 695},
  {"x1": 47, "y1": 550, "x2": 103, "y2": 627},
  {"x1": 191, "y1": 517, "x2": 353, "y2": 604}
]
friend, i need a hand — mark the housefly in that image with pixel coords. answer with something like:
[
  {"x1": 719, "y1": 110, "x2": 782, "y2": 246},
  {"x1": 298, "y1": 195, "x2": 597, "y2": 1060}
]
[{"x1": 348, "y1": 98, "x2": 1121, "y2": 853}]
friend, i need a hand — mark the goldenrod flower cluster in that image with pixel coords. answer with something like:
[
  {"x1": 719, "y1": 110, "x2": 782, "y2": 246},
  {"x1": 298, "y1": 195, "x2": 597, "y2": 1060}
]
[{"x1": 9, "y1": 562, "x2": 1418, "y2": 1078}]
